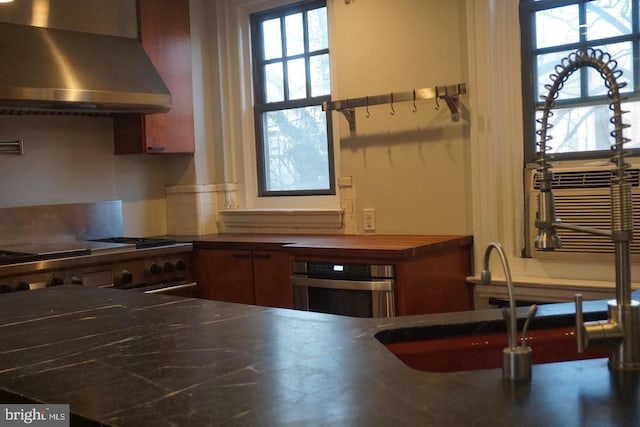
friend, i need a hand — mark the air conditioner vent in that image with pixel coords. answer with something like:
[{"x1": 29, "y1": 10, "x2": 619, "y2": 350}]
[
  {"x1": 533, "y1": 168, "x2": 640, "y2": 190},
  {"x1": 552, "y1": 191, "x2": 640, "y2": 255},
  {"x1": 527, "y1": 166, "x2": 640, "y2": 261}
]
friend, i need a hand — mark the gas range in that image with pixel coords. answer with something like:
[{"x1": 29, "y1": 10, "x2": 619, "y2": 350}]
[{"x1": 0, "y1": 237, "x2": 194, "y2": 295}]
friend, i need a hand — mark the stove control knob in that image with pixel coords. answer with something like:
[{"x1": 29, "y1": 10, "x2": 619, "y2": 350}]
[
  {"x1": 115, "y1": 270, "x2": 133, "y2": 287},
  {"x1": 163, "y1": 260, "x2": 175, "y2": 273},
  {"x1": 0, "y1": 284, "x2": 12, "y2": 293},
  {"x1": 16, "y1": 281, "x2": 30, "y2": 291},
  {"x1": 67, "y1": 276, "x2": 83, "y2": 285},
  {"x1": 147, "y1": 263, "x2": 163, "y2": 276},
  {"x1": 175, "y1": 259, "x2": 187, "y2": 271},
  {"x1": 47, "y1": 276, "x2": 64, "y2": 287}
]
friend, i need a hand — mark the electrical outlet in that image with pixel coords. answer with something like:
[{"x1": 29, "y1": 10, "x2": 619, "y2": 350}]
[{"x1": 363, "y1": 208, "x2": 376, "y2": 231}]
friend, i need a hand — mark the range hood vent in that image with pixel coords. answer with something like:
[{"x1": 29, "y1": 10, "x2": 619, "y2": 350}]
[{"x1": 0, "y1": 22, "x2": 171, "y2": 115}]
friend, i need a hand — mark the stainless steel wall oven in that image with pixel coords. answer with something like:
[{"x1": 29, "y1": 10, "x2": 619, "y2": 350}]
[{"x1": 291, "y1": 261, "x2": 395, "y2": 318}]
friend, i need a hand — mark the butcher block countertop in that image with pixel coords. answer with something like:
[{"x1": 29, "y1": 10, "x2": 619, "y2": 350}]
[{"x1": 179, "y1": 234, "x2": 473, "y2": 260}]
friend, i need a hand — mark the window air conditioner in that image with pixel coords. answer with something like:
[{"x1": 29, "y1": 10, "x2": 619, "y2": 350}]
[{"x1": 525, "y1": 165, "x2": 640, "y2": 261}]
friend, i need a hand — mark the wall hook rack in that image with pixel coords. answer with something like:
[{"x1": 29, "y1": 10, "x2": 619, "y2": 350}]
[{"x1": 322, "y1": 83, "x2": 467, "y2": 133}]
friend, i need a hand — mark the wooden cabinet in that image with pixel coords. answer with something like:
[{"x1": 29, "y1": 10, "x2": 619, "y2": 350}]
[
  {"x1": 252, "y1": 251, "x2": 294, "y2": 308},
  {"x1": 194, "y1": 249, "x2": 254, "y2": 304},
  {"x1": 193, "y1": 249, "x2": 293, "y2": 308},
  {"x1": 393, "y1": 246, "x2": 473, "y2": 315},
  {"x1": 113, "y1": 0, "x2": 195, "y2": 154},
  {"x1": 192, "y1": 235, "x2": 473, "y2": 315}
]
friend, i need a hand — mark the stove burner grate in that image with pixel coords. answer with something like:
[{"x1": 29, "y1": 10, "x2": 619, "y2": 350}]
[
  {"x1": 0, "y1": 250, "x2": 41, "y2": 265},
  {"x1": 90, "y1": 237, "x2": 177, "y2": 249}
]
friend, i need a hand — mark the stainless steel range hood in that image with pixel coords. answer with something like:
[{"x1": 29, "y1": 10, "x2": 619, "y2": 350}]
[{"x1": 0, "y1": 22, "x2": 171, "y2": 114}]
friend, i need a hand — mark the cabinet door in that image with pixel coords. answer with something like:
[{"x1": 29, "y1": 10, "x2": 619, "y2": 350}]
[
  {"x1": 395, "y1": 246, "x2": 473, "y2": 315},
  {"x1": 113, "y1": 0, "x2": 194, "y2": 154},
  {"x1": 193, "y1": 249, "x2": 255, "y2": 304},
  {"x1": 253, "y1": 251, "x2": 293, "y2": 308}
]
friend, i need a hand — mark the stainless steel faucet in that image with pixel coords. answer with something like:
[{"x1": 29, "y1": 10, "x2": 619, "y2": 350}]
[
  {"x1": 481, "y1": 242, "x2": 536, "y2": 381},
  {"x1": 535, "y1": 47, "x2": 640, "y2": 371}
]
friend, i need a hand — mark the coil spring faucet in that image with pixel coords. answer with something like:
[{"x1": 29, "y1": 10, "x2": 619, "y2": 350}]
[{"x1": 534, "y1": 48, "x2": 640, "y2": 371}]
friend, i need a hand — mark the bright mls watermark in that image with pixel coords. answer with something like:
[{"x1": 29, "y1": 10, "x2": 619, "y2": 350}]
[{"x1": 0, "y1": 405, "x2": 69, "y2": 426}]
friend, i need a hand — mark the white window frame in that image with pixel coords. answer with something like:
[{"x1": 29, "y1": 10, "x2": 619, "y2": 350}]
[
  {"x1": 216, "y1": 0, "x2": 341, "y2": 210},
  {"x1": 520, "y1": 0, "x2": 640, "y2": 163},
  {"x1": 250, "y1": 0, "x2": 335, "y2": 197}
]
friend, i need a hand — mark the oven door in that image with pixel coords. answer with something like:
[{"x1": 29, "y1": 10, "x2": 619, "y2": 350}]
[
  {"x1": 291, "y1": 276, "x2": 395, "y2": 318},
  {"x1": 134, "y1": 281, "x2": 197, "y2": 298}
]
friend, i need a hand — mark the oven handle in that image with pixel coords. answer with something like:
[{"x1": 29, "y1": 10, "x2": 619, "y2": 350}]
[
  {"x1": 143, "y1": 282, "x2": 197, "y2": 294},
  {"x1": 291, "y1": 276, "x2": 394, "y2": 292}
]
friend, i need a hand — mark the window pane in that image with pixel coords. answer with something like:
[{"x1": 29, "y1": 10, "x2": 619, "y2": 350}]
[
  {"x1": 285, "y1": 13, "x2": 304, "y2": 56},
  {"x1": 627, "y1": 102, "x2": 640, "y2": 150},
  {"x1": 262, "y1": 106, "x2": 330, "y2": 191},
  {"x1": 535, "y1": 4, "x2": 579, "y2": 49},
  {"x1": 263, "y1": 18, "x2": 282, "y2": 60},
  {"x1": 310, "y1": 54, "x2": 330, "y2": 96},
  {"x1": 287, "y1": 58, "x2": 306, "y2": 99},
  {"x1": 537, "y1": 44, "x2": 633, "y2": 101},
  {"x1": 265, "y1": 62, "x2": 284, "y2": 103},
  {"x1": 586, "y1": 0, "x2": 632, "y2": 40},
  {"x1": 536, "y1": 49, "x2": 577, "y2": 101},
  {"x1": 523, "y1": 0, "x2": 640, "y2": 163},
  {"x1": 537, "y1": 104, "x2": 615, "y2": 154},
  {"x1": 251, "y1": 1, "x2": 332, "y2": 195},
  {"x1": 586, "y1": 42, "x2": 633, "y2": 96},
  {"x1": 308, "y1": 7, "x2": 328, "y2": 51}
]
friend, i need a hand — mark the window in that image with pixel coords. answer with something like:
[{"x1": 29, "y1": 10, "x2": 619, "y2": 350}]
[
  {"x1": 520, "y1": 0, "x2": 640, "y2": 163},
  {"x1": 250, "y1": 0, "x2": 335, "y2": 196}
]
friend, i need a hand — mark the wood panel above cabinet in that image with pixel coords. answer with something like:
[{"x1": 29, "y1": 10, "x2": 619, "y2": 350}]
[{"x1": 113, "y1": 0, "x2": 195, "y2": 154}]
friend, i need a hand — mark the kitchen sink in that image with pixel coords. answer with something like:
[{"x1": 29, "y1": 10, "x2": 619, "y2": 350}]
[{"x1": 375, "y1": 311, "x2": 608, "y2": 373}]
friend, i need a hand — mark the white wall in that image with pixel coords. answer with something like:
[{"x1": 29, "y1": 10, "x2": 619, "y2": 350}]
[
  {"x1": 0, "y1": 115, "x2": 170, "y2": 237},
  {"x1": 200, "y1": 0, "x2": 472, "y2": 234},
  {"x1": 331, "y1": 0, "x2": 471, "y2": 234}
]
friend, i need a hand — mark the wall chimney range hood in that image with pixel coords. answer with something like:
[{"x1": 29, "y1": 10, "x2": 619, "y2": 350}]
[{"x1": 0, "y1": 22, "x2": 171, "y2": 115}]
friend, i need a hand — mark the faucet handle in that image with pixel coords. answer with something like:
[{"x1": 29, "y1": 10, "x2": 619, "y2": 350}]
[
  {"x1": 574, "y1": 294, "x2": 586, "y2": 353},
  {"x1": 575, "y1": 294, "x2": 625, "y2": 356}
]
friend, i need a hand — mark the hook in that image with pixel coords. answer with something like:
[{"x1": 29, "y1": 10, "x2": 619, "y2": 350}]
[
  {"x1": 412, "y1": 89, "x2": 418, "y2": 113},
  {"x1": 390, "y1": 92, "x2": 395, "y2": 115},
  {"x1": 435, "y1": 96, "x2": 440, "y2": 111},
  {"x1": 365, "y1": 96, "x2": 371, "y2": 118}
]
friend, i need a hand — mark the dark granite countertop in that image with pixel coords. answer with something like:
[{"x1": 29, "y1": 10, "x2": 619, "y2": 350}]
[{"x1": 0, "y1": 286, "x2": 638, "y2": 426}]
